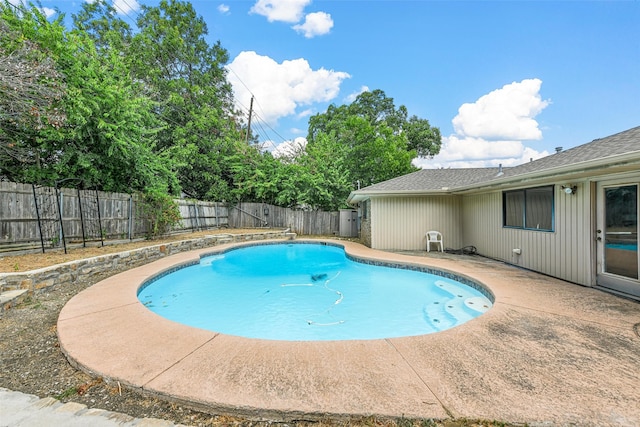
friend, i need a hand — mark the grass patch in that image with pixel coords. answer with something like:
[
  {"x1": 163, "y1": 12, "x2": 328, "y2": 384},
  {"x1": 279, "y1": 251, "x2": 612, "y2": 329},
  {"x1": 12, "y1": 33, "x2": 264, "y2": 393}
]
[
  {"x1": 16, "y1": 297, "x2": 42, "y2": 310},
  {"x1": 55, "y1": 387, "x2": 78, "y2": 400}
]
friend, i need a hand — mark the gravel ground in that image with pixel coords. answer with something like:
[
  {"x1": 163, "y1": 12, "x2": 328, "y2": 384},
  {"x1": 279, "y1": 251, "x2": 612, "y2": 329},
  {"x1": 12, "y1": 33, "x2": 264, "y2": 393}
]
[
  {"x1": 0, "y1": 262, "x2": 264, "y2": 426},
  {"x1": 0, "y1": 232, "x2": 508, "y2": 427}
]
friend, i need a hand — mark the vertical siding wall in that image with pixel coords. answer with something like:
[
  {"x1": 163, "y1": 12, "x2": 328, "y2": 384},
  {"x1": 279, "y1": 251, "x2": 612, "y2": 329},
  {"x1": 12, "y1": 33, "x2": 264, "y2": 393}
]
[
  {"x1": 461, "y1": 183, "x2": 592, "y2": 286},
  {"x1": 371, "y1": 195, "x2": 463, "y2": 250}
]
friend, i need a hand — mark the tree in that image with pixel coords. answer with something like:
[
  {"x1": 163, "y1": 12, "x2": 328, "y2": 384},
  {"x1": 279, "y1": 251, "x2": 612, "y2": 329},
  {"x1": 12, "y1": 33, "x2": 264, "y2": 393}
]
[
  {"x1": 306, "y1": 89, "x2": 440, "y2": 192},
  {"x1": 405, "y1": 114, "x2": 442, "y2": 158},
  {"x1": 72, "y1": 0, "x2": 132, "y2": 52},
  {"x1": 124, "y1": 0, "x2": 247, "y2": 199},
  {"x1": 72, "y1": 0, "x2": 251, "y2": 199},
  {"x1": 308, "y1": 89, "x2": 441, "y2": 160},
  {"x1": 228, "y1": 88, "x2": 439, "y2": 211},
  {"x1": 296, "y1": 133, "x2": 353, "y2": 210},
  {"x1": 0, "y1": 18, "x2": 65, "y2": 177},
  {"x1": 1, "y1": 3, "x2": 178, "y2": 193}
]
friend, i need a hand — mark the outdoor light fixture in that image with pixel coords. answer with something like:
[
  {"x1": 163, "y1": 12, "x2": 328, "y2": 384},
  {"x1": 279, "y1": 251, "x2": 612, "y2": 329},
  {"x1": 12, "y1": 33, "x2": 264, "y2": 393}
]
[{"x1": 562, "y1": 185, "x2": 577, "y2": 195}]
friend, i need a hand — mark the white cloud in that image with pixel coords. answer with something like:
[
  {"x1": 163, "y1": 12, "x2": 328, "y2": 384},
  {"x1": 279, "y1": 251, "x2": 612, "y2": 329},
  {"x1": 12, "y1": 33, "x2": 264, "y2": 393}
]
[
  {"x1": 414, "y1": 135, "x2": 549, "y2": 169},
  {"x1": 418, "y1": 79, "x2": 550, "y2": 169},
  {"x1": 112, "y1": 0, "x2": 140, "y2": 16},
  {"x1": 226, "y1": 51, "x2": 350, "y2": 125},
  {"x1": 436, "y1": 136, "x2": 525, "y2": 161},
  {"x1": 292, "y1": 11, "x2": 333, "y2": 38},
  {"x1": 41, "y1": 6, "x2": 56, "y2": 18},
  {"x1": 8, "y1": 0, "x2": 56, "y2": 17},
  {"x1": 345, "y1": 86, "x2": 369, "y2": 103},
  {"x1": 296, "y1": 109, "x2": 313, "y2": 119},
  {"x1": 218, "y1": 4, "x2": 230, "y2": 14},
  {"x1": 250, "y1": 0, "x2": 311, "y2": 23},
  {"x1": 271, "y1": 137, "x2": 308, "y2": 159},
  {"x1": 452, "y1": 78, "x2": 550, "y2": 141}
]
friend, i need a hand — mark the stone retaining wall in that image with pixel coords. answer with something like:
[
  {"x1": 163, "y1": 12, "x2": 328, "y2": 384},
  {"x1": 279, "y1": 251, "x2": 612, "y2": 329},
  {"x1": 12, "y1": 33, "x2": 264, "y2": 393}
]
[{"x1": 0, "y1": 231, "x2": 290, "y2": 312}]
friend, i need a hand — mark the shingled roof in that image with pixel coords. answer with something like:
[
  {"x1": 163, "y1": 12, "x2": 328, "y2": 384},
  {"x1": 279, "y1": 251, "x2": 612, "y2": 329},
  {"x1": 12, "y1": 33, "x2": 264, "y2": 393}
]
[
  {"x1": 497, "y1": 125, "x2": 640, "y2": 178},
  {"x1": 348, "y1": 125, "x2": 640, "y2": 201},
  {"x1": 352, "y1": 167, "x2": 504, "y2": 193}
]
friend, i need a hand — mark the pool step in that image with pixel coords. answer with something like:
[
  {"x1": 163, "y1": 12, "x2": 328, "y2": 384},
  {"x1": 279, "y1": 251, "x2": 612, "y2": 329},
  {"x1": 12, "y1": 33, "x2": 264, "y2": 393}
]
[{"x1": 423, "y1": 295, "x2": 476, "y2": 330}]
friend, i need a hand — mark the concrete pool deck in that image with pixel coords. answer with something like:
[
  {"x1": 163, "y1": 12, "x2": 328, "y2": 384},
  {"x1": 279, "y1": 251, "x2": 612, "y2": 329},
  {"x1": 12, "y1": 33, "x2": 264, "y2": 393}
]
[{"x1": 57, "y1": 239, "x2": 640, "y2": 426}]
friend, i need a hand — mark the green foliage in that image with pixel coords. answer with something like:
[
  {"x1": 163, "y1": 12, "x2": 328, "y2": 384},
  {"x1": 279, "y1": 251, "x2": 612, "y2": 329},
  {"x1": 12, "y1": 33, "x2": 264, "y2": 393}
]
[
  {"x1": 0, "y1": 2, "x2": 178, "y2": 193},
  {"x1": 295, "y1": 133, "x2": 353, "y2": 210},
  {"x1": 0, "y1": 6, "x2": 66, "y2": 182},
  {"x1": 72, "y1": 0, "x2": 132, "y2": 52},
  {"x1": 54, "y1": 387, "x2": 78, "y2": 400},
  {"x1": 305, "y1": 89, "x2": 439, "y2": 200},
  {"x1": 1, "y1": 3, "x2": 441, "y2": 214},
  {"x1": 229, "y1": 89, "x2": 441, "y2": 211},
  {"x1": 124, "y1": 0, "x2": 245, "y2": 197},
  {"x1": 405, "y1": 114, "x2": 442, "y2": 158},
  {"x1": 139, "y1": 190, "x2": 182, "y2": 239}
]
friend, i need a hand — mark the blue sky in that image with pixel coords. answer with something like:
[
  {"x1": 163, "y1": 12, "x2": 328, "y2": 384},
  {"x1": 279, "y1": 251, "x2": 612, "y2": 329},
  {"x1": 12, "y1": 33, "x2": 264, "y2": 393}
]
[{"x1": 20, "y1": 0, "x2": 640, "y2": 168}]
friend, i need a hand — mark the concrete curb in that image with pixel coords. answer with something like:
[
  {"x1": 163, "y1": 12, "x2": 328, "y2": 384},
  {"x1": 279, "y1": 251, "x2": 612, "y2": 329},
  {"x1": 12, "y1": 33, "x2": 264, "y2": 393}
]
[{"x1": 0, "y1": 387, "x2": 189, "y2": 426}]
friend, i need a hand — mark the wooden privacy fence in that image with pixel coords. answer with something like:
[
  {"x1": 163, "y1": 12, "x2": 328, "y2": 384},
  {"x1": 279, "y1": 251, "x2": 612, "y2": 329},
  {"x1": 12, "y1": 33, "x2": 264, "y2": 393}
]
[
  {"x1": 229, "y1": 202, "x2": 339, "y2": 236},
  {"x1": 0, "y1": 181, "x2": 228, "y2": 254},
  {"x1": 0, "y1": 182, "x2": 341, "y2": 254}
]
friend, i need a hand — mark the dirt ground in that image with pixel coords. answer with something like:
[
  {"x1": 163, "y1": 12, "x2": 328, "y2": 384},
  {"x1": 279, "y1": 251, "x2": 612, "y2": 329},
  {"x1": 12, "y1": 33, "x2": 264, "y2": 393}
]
[{"x1": 0, "y1": 229, "x2": 511, "y2": 427}]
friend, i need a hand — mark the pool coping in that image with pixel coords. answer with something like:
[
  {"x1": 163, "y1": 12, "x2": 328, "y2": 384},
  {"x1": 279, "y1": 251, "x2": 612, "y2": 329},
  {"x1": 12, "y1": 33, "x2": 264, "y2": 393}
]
[{"x1": 57, "y1": 238, "x2": 640, "y2": 425}]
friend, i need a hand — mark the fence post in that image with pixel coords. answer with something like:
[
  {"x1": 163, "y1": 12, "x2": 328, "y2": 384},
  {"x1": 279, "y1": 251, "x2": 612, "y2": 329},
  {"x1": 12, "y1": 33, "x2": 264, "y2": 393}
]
[
  {"x1": 32, "y1": 184, "x2": 45, "y2": 254},
  {"x1": 194, "y1": 203, "x2": 200, "y2": 231},
  {"x1": 77, "y1": 188, "x2": 87, "y2": 247},
  {"x1": 95, "y1": 189, "x2": 104, "y2": 246},
  {"x1": 189, "y1": 204, "x2": 196, "y2": 232},
  {"x1": 128, "y1": 194, "x2": 133, "y2": 240},
  {"x1": 55, "y1": 187, "x2": 67, "y2": 254}
]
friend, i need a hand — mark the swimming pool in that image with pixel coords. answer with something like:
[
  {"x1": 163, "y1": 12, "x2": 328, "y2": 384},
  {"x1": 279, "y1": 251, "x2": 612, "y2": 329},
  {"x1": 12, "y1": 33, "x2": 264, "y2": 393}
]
[{"x1": 138, "y1": 242, "x2": 493, "y2": 341}]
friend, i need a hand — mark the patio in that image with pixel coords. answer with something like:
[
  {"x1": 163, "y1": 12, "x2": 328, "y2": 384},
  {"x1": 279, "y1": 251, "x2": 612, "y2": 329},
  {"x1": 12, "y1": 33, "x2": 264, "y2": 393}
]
[{"x1": 57, "y1": 239, "x2": 640, "y2": 426}]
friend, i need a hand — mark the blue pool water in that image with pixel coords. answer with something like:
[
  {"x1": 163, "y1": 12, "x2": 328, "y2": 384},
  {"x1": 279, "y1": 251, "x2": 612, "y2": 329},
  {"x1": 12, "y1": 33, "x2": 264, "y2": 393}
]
[
  {"x1": 606, "y1": 242, "x2": 638, "y2": 251},
  {"x1": 138, "y1": 243, "x2": 493, "y2": 341}
]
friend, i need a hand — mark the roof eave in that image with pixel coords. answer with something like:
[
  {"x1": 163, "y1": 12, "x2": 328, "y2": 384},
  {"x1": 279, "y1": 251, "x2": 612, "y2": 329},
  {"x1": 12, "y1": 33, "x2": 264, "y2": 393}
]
[
  {"x1": 346, "y1": 150, "x2": 640, "y2": 204},
  {"x1": 452, "y1": 150, "x2": 640, "y2": 193},
  {"x1": 347, "y1": 188, "x2": 452, "y2": 204}
]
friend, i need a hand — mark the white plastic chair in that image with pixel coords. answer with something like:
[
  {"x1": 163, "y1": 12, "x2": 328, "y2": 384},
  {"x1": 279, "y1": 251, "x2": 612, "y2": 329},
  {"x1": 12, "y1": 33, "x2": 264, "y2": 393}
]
[{"x1": 425, "y1": 231, "x2": 443, "y2": 252}]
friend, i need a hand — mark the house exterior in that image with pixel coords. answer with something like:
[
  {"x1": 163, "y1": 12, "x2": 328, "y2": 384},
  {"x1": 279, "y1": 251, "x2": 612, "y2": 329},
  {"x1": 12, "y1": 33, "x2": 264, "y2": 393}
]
[{"x1": 347, "y1": 126, "x2": 640, "y2": 300}]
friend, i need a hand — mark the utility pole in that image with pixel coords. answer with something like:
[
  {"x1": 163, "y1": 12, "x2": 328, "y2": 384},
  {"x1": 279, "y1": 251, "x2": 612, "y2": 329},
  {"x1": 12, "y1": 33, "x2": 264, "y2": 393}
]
[{"x1": 245, "y1": 95, "x2": 254, "y2": 144}]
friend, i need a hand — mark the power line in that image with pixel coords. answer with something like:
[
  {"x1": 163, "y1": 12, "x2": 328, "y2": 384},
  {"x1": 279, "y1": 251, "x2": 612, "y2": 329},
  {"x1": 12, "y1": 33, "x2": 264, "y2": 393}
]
[
  {"x1": 251, "y1": 110, "x2": 289, "y2": 144},
  {"x1": 228, "y1": 84, "x2": 289, "y2": 147},
  {"x1": 110, "y1": 0, "x2": 140, "y2": 28},
  {"x1": 90, "y1": 3, "x2": 294, "y2": 150},
  {"x1": 226, "y1": 65, "x2": 255, "y2": 97},
  {"x1": 245, "y1": 95, "x2": 253, "y2": 144}
]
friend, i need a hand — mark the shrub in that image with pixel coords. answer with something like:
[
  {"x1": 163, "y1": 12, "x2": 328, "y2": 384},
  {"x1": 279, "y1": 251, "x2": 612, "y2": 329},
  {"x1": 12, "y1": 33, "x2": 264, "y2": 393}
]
[{"x1": 139, "y1": 190, "x2": 182, "y2": 239}]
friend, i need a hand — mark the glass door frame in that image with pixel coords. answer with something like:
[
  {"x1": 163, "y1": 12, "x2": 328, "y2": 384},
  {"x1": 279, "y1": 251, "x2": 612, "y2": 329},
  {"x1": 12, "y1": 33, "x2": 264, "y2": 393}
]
[{"x1": 596, "y1": 178, "x2": 639, "y2": 297}]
